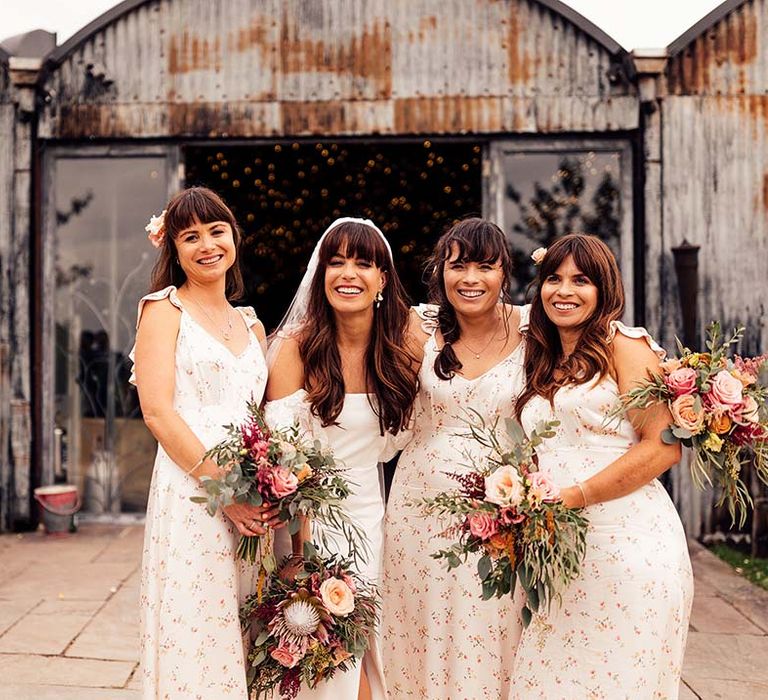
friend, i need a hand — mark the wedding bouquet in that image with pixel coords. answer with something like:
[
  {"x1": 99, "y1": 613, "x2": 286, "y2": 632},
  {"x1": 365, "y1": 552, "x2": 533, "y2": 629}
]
[
  {"x1": 615, "y1": 322, "x2": 768, "y2": 526},
  {"x1": 241, "y1": 543, "x2": 379, "y2": 700},
  {"x1": 191, "y1": 401, "x2": 365, "y2": 566},
  {"x1": 413, "y1": 414, "x2": 588, "y2": 626}
]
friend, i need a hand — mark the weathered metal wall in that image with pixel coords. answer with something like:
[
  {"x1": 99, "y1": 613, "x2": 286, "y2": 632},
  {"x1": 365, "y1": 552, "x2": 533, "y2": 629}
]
[
  {"x1": 38, "y1": 0, "x2": 638, "y2": 139},
  {"x1": 0, "y1": 55, "x2": 13, "y2": 529},
  {"x1": 652, "y1": 0, "x2": 768, "y2": 354}
]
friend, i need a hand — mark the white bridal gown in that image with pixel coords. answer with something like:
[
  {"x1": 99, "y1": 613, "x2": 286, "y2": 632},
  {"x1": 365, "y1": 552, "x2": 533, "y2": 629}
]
[
  {"x1": 131, "y1": 285, "x2": 268, "y2": 699},
  {"x1": 265, "y1": 390, "x2": 391, "y2": 700}
]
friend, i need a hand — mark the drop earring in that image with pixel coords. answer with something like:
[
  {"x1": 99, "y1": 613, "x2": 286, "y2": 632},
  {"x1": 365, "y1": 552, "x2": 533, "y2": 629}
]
[{"x1": 375, "y1": 290, "x2": 384, "y2": 309}]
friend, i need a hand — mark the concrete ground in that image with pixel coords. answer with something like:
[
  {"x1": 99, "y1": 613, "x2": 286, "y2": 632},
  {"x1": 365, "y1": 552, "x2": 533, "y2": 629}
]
[{"x1": 0, "y1": 525, "x2": 766, "y2": 699}]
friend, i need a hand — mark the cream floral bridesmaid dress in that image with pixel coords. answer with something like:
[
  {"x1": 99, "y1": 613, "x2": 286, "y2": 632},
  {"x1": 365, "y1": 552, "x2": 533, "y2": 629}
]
[
  {"x1": 509, "y1": 322, "x2": 693, "y2": 700},
  {"x1": 381, "y1": 305, "x2": 528, "y2": 699},
  {"x1": 130, "y1": 286, "x2": 268, "y2": 699}
]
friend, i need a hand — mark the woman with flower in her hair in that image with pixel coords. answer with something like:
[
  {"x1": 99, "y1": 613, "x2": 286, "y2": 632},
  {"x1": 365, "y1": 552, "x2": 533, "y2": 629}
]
[
  {"x1": 265, "y1": 218, "x2": 419, "y2": 700},
  {"x1": 381, "y1": 218, "x2": 528, "y2": 699},
  {"x1": 131, "y1": 187, "x2": 283, "y2": 698},
  {"x1": 508, "y1": 234, "x2": 692, "y2": 699}
]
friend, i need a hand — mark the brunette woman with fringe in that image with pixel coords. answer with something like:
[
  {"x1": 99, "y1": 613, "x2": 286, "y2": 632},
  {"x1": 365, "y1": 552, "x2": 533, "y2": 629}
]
[
  {"x1": 381, "y1": 218, "x2": 528, "y2": 699},
  {"x1": 508, "y1": 234, "x2": 692, "y2": 700},
  {"x1": 131, "y1": 187, "x2": 283, "y2": 698},
  {"x1": 265, "y1": 217, "x2": 418, "y2": 700}
]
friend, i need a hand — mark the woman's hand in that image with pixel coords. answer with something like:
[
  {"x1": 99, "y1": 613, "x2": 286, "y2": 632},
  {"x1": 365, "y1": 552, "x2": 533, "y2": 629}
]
[{"x1": 222, "y1": 502, "x2": 284, "y2": 536}]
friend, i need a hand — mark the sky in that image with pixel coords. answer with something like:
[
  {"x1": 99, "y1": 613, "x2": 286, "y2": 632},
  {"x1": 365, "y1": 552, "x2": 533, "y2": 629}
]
[{"x1": 0, "y1": 0, "x2": 726, "y2": 51}]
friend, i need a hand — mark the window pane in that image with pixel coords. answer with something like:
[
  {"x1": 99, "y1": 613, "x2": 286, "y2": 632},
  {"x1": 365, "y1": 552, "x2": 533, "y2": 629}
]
[
  {"x1": 498, "y1": 150, "x2": 624, "y2": 301},
  {"x1": 53, "y1": 157, "x2": 166, "y2": 512}
]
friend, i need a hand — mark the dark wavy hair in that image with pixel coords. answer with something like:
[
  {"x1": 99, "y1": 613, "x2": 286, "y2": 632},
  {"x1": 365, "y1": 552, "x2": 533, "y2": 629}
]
[
  {"x1": 149, "y1": 186, "x2": 245, "y2": 300},
  {"x1": 299, "y1": 222, "x2": 418, "y2": 434},
  {"x1": 515, "y1": 233, "x2": 625, "y2": 419},
  {"x1": 426, "y1": 218, "x2": 515, "y2": 380}
]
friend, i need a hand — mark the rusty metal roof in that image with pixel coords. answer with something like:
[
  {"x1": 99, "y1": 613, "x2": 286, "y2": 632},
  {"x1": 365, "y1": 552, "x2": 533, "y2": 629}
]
[
  {"x1": 45, "y1": 0, "x2": 626, "y2": 70},
  {"x1": 667, "y1": 0, "x2": 749, "y2": 56}
]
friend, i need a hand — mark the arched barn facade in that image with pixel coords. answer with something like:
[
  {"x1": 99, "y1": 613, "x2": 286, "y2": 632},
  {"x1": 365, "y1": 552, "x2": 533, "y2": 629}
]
[
  {"x1": 22, "y1": 0, "x2": 641, "y2": 522},
  {"x1": 2, "y1": 0, "x2": 766, "y2": 531}
]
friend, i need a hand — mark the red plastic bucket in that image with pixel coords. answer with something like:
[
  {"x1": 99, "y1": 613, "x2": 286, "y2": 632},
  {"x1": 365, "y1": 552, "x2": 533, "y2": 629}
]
[{"x1": 34, "y1": 485, "x2": 80, "y2": 535}]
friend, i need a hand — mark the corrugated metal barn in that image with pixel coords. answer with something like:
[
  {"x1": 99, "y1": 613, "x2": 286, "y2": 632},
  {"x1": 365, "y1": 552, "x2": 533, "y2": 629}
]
[{"x1": 0, "y1": 0, "x2": 765, "y2": 533}]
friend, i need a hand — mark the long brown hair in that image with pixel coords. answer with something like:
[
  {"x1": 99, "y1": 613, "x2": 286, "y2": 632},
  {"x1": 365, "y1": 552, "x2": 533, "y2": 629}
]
[
  {"x1": 299, "y1": 222, "x2": 418, "y2": 434},
  {"x1": 516, "y1": 233, "x2": 625, "y2": 418},
  {"x1": 426, "y1": 218, "x2": 515, "y2": 380},
  {"x1": 149, "y1": 186, "x2": 245, "y2": 300}
]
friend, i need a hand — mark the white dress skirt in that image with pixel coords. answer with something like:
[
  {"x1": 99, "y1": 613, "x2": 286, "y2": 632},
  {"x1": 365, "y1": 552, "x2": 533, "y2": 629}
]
[
  {"x1": 265, "y1": 390, "x2": 392, "y2": 700},
  {"x1": 131, "y1": 285, "x2": 268, "y2": 699},
  {"x1": 509, "y1": 322, "x2": 693, "y2": 700}
]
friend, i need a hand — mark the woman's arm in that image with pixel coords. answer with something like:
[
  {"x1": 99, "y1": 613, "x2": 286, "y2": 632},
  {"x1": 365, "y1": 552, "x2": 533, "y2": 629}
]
[
  {"x1": 134, "y1": 298, "x2": 280, "y2": 535},
  {"x1": 559, "y1": 333, "x2": 682, "y2": 508}
]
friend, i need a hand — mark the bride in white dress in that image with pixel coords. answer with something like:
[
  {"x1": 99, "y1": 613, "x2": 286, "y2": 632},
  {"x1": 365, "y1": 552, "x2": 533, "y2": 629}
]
[{"x1": 264, "y1": 217, "x2": 419, "y2": 700}]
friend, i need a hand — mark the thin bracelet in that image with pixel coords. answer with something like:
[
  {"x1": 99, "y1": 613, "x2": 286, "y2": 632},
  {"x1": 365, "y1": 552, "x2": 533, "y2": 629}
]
[
  {"x1": 186, "y1": 455, "x2": 205, "y2": 475},
  {"x1": 576, "y1": 481, "x2": 589, "y2": 508}
]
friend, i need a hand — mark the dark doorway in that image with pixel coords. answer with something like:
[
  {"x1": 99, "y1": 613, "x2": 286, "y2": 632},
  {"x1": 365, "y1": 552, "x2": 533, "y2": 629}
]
[{"x1": 185, "y1": 141, "x2": 482, "y2": 331}]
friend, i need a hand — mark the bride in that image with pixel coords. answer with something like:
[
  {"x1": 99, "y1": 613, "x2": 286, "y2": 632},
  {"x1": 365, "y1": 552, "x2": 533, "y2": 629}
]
[{"x1": 264, "y1": 217, "x2": 419, "y2": 699}]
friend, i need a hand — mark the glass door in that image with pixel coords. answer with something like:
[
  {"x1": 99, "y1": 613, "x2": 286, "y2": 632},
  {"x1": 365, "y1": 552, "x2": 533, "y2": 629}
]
[{"x1": 44, "y1": 147, "x2": 180, "y2": 513}]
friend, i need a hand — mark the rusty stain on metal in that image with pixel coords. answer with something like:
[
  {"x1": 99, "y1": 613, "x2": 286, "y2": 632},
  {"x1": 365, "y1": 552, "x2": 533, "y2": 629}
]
[
  {"x1": 507, "y1": 12, "x2": 533, "y2": 85},
  {"x1": 667, "y1": 4, "x2": 758, "y2": 94},
  {"x1": 279, "y1": 18, "x2": 392, "y2": 98}
]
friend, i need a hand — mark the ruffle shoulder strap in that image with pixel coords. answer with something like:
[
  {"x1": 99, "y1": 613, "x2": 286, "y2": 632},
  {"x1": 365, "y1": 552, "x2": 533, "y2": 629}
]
[
  {"x1": 412, "y1": 303, "x2": 440, "y2": 334},
  {"x1": 128, "y1": 286, "x2": 183, "y2": 386},
  {"x1": 607, "y1": 320, "x2": 666, "y2": 360}
]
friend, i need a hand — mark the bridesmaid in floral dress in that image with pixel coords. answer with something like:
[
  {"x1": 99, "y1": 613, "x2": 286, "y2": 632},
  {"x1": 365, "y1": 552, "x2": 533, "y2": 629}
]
[
  {"x1": 509, "y1": 234, "x2": 693, "y2": 699},
  {"x1": 131, "y1": 187, "x2": 283, "y2": 699},
  {"x1": 382, "y1": 218, "x2": 527, "y2": 699}
]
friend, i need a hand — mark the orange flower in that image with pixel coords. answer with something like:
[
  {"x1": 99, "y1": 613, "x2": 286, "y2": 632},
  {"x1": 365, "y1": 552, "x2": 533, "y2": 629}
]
[{"x1": 709, "y1": 414, "x2": 732, "y2": 435}]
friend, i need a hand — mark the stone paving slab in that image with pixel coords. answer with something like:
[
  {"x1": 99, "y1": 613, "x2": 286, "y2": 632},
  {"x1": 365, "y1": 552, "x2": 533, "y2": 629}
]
[{"x1": 0, "y1": 526, "x2": 766, "y2": 699}]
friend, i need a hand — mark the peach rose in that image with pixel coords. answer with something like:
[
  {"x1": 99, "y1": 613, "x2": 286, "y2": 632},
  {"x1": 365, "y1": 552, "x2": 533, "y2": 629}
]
[
  {"x1": 527, "y1": 472, "x2": 560, "y2": 506},
  {"x1": 670, "y1": 394, "x2": 705, "y2": 435},
  {"x1": 530, "y1": 247, "x2": 548, "y2": 265},
  {"x1": 319, "y1": 578, "x2": 355, "y2": 617},
  {"x1": 268, "y1": 466, "x2": 299, "y2": 499},
  {"x1": 708, "y1": 413, "x2": 732, "y2": 435},
  {"x1": 485, "y1": 465, "x2": 525, "y2": 508},
  {"x1": 659, "y1": 358, "x2": 682, "y2": 373},
  {"x1": 709, "y1": 370, "x2": 744, "y2": 410},
  {"x1": 664, "y1": 367, "x2": 698, "y2": 397},
  {"x1": 271, "y1": 641, "x2": 300, "y2": 668},
  {"x1": 468, "y1": 512, "x2": 498, "y2": 541},
  {"x1": 295, "y1": 463, "x2": 313, "y2": 483}
]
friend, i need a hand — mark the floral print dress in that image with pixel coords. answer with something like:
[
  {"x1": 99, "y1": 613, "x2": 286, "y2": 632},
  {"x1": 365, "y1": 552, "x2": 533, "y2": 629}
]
[
  {"x1": 381, "y1": 305, "x2": 529, "y2": 699},
  {"x1": 510, "y1": 322, "x2": 693, "y2": 700},
  {"x1": 130, "y1": 286, "x2": 268, "y2": 699}
]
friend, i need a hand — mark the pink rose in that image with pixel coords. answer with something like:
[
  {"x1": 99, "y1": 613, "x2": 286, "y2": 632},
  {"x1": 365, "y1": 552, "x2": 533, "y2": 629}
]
[
  {"x1": 484, "y1": 465, "x2": 525, "y2": 508},
  {"x1": 709, "y1": 370, "x2": 744, "y2": 410},
  {"x1": 527, "y1": 472, "x2": 561, "y2": 505},
  {"x1": 271, "y1": 641, "x2": 300, "y2": 668},
  {"x1": 670, "y1": 394, "x2": 705, "y2": 435},
  {"x1": 468, "y1": 512, "x2": 498, "y2": 541},
  {"x1": 268, "y1": 466, "x2": 299, "y2": 499},
  {"x1": 664, "y1": 367, "x2": 698, "y2": 397}
]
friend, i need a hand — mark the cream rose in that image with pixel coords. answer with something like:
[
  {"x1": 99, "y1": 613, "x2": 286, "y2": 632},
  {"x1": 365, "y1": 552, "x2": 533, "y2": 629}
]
[
  {"x1": 670, "y1": 394, "x2": 705, "y2": 435},
  {"x1": 319, "y1": 577, "x2": 355, "y2": 617},
  {"x1": 527, "y1": 472, "x2": 561, "y2": 505},
  {"x1": 485, "y1": 465, "x2": 525, "y2": 508}
]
